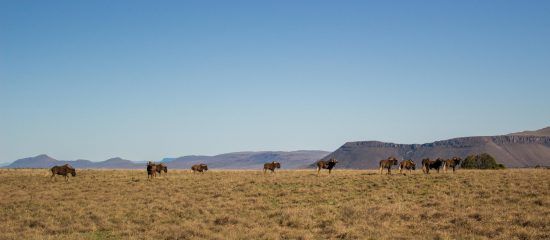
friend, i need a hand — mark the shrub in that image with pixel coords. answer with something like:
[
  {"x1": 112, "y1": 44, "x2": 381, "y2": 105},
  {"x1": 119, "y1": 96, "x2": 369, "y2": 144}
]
[{"x1": 461, "y1": 153, "x2": 505, "y2": 169}]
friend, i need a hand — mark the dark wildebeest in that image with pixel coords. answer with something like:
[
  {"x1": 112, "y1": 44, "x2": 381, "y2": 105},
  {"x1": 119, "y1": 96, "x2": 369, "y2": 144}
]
[
  {"x1": 50, "y1": 164, "x2": 76, "y2": 181},
  {"x1": 379, "y1": 157, "x2": 399, "y2": 175},
  {"x1": 191, "y1": 164, "x2": 208, "y2": 173},
  {"x1": 316, "y1": 158, "x2": 338, "y2": 175},
  {"x1": 422, "y1": 158, "x2": 444, "y2": 174},
  {"x1": 155, "y1": 163, "x2": 168, "y2": 176},
  {"x1": 444, "y1": 157, "x2": 461, "y2": 173},
  {"x1": 263, "y1": 161, "x2": 281, "y2": 174},
  {"x1": 399, "y1": 159, "x2": 416, "y2": 174},
  {"x1": 147, "y1": 161, "x2": 157, "y2": 179}
]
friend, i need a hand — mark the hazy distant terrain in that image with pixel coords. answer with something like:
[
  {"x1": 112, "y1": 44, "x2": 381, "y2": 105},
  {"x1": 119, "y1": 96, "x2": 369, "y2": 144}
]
[
  {"x1": 322, "y1": 127, "x2": 550, "y2": 168},
  {"x1": 5, "y1": 127, "x2": 549, "y2": 169},
  {"x1": 162, "y1": 151, "x2": 330, "y2": 169},
  {"x1": 6, "y1": 155, "x2": 142, "y2": 169},
  {"x1": 5, "y1": 151, "x2": 329, "y2": 170}
]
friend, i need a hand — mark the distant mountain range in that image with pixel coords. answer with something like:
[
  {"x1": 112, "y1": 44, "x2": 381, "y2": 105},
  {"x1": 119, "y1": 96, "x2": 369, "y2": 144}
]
[
  {"x1": 321, "y1": 127, "x2": 550, "y2": 168},
  {"x1": 4, "y1": 151, "x2": 329, "y2": 169},
  {"x1": 5, "y1": 127, "x2": 549, "y2": 169},
  {"x1": 161, "y1": 151, "x2": 330, "y2": 169},
  {"x1": 6, "y1": 155, "x2": 143, "y2": 169}
]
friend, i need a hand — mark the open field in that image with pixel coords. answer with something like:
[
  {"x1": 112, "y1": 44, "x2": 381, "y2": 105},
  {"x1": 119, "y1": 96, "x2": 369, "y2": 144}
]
[{"x1": 0, "y1": 169, "x2": 548, "y2": 240}]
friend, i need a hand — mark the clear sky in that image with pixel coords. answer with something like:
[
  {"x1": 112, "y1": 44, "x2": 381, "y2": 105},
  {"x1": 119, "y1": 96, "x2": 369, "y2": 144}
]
[{"x1": 1, "y1": 0, "x2": 549, "y2": 162}]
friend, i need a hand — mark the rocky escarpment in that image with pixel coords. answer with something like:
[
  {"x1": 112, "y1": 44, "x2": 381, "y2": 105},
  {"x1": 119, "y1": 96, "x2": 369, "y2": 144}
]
[{"x1": 322, "y1": 129, "x2": 550, "y2": 169}]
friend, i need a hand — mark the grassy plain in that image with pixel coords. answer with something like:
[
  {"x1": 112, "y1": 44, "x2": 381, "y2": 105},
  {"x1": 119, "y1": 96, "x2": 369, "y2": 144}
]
[{"x1": 0, "y1": 168, "x2": 548, "y2": 239}]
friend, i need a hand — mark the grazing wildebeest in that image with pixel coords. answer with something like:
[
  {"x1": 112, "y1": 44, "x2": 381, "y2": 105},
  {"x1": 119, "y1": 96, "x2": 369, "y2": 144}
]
[
  {"x1": 147, "y1": 161, "x2": 157, "y2": 179},
  {"x1": 379, "y1": 157, "x2": 399, "y2": 175},
  {"x1": 191, "y1": 164, "x2": 208, "y2": 173},
  {"x1": 155, "y1": 163, "x2": 168, "y2": 176},
  {"x1": 399, "y1": 159, "x2": 416, "y2": 174},
  {"x1": 263, "y1": 161, "x2": 281, "y2": 174},
  {"x1": 444, "y1": 157, "x2": 461, "y2": 173},
  {"x1": 422, "y1": 158, "x2": 444, "y2": 174},
  {"x1": 316, "y1": 158, "x2": 338, "y2": 175},
  {"x1": 50, "y1": 164, "x2": 76, "y2": 181}
]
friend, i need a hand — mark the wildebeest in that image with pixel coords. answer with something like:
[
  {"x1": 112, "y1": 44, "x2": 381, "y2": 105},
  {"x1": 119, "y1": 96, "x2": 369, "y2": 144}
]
[
  {"x1": 379, "y1": 157, "x2": 399, "y2": 175},
  {"x1": 444, "y1": 157, "x2": 461, "y2": 173},
  {"x1": 155, "y1": 163, "x2": 168, "y2": 176},
  {"x1": 316, "y1": 158, "x2": 338, "y2": 175},
  {"x1": 50, "y1": 164, "x2": 76, "y2": 181},
  {"x1": 399, "y1": 159, "x2": 416, "y2": 174},
  {"x1": 191, "y1": 164, "x2": 208, "y2": 173},
  {"x1": 263, "y1": 161, "x2": 281, "y2": 174},
  {"x1": 422, "y1": 158, "x2": 444, "y2": 174},
  {"x1": 147, "y1": 161, "x2": 157, "y2": 179}
]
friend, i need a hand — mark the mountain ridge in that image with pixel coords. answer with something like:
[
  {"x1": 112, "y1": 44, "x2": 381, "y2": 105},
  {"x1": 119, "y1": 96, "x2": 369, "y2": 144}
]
[
  {"x1": 5, "y1": 127, "x2": 549, "y2": 169},
  {"x1": 4, "y1": 150, "x2": 330, "y2": 169},
  {"x1": 321, "y1": 127, "x2": 550, "y2": 168}
]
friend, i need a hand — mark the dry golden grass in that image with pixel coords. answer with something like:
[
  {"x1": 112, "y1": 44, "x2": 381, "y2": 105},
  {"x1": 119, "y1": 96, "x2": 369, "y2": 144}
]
[{"x1": 0, "y1": 168, "x2": 548, "y2": 240}]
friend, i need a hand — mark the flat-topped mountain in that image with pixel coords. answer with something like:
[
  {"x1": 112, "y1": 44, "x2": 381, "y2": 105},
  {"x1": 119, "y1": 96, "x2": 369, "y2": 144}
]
[
  {"x1": 163, "y1": 150, "x2": 330, "y2": 169},
  {"x1": 508, "y1": 127, "x2": 550, "y2": 137},
  {"x1": 321, "y1": 127, "x2": 550, "y2": 169}
]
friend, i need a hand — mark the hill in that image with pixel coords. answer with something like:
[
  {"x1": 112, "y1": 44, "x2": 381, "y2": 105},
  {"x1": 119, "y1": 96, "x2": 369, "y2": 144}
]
[
  {"x1": 6, "y1": 155, "x2": 142, "y2": 169},
  {"x1": 508, "y1": 126, "x2": 550, "y2": 136},
  {"x1": 321, "y1": 127, "x2": 550, "y2": 168},
  {"x1": 163, "y1": 150, "x2": 330, "y2": 169},
  {"x1": 5, "y1": 151, "x2": 329, "y2": 169}
]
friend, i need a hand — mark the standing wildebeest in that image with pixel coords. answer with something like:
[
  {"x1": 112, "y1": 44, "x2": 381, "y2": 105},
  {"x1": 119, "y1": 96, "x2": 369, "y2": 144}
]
[
  {"x1": 422, "y1": 158, "x2": 444, "y2": 174},
  {"x1": 399, "y1": 159, "x2": 416, "y2": 174},
  {"x1": 147, "y1": 161, "x2": 157, "y2": 179},
  {"x1": 444, "y1": 157, "x2": 461, "y2": 173},
  {"x1": 50, "y1": 164, "x2": 76, "y2": 181},
  {"x1": 155, "y1": 163, "x2": 168, "y2": 176},
  {"x1": 263, "y1": 161, "x2": 281, "y2": 174},
  {"x1": 191, "y1": 164, "x2": 208, "y2": 173},
  {"x1": 316, "y1": 158, "x2": 338, "y2": 175},
  {"x1": 379, "y1": 157, "x2": 399, "y2": 175}
]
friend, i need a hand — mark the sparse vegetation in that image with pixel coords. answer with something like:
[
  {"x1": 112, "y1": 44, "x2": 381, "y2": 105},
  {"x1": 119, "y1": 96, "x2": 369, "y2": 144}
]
[
  {"x1": 461, "y1": 153, "x2": 506, "y2": 169},
  {"x1": 0, "y1": 169, "x2": 548, "y2": 239}
]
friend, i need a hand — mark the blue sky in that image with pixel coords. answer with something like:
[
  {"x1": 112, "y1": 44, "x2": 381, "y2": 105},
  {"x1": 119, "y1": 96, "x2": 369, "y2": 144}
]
[{"x1": 1, "y1": 0, "x2": 549, "y2": 162}]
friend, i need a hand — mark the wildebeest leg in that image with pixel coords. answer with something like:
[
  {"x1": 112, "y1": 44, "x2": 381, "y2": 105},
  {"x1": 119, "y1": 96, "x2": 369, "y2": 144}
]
[
  {"x1": 379, "y1": 167, "x2": 383, "y2": 175},
  {"x1": 317, "y1": 167, "x2": 321, "y2": 176},
  {"x1": 452, "y1": 166, "x2": 456, "y2": 173}
]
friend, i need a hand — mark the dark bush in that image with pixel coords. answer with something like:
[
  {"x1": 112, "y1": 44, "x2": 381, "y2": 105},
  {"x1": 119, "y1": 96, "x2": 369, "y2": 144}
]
[{"x1": 461, "y1": 153, "x2": 505, "y2": 169}]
